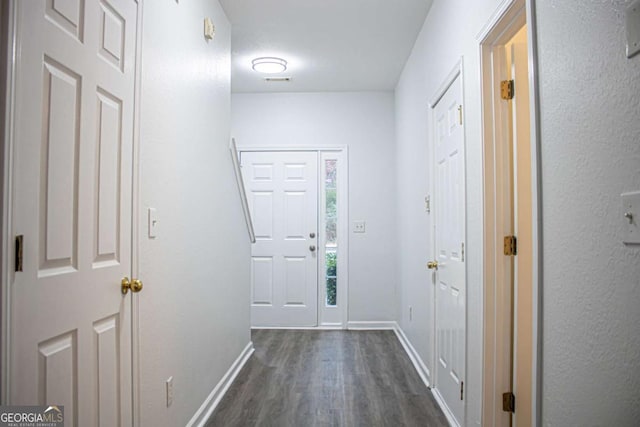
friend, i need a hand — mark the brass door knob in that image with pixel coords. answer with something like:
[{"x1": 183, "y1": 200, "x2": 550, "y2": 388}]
[
  {"x1": 427, "y1": 261, "x2": 438, "y2": 270},
  {"x1": 122, "y1": 277, "x2": 144, "y2": 295}
]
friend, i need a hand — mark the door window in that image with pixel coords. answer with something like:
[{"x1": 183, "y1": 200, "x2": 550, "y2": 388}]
[{"x1": 324, "y1": 159, "x2": 338, "y2": 306}]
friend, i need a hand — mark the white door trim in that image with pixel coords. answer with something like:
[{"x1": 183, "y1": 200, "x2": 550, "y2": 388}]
[
  {"x1": 478, "y1": 0, "x2": 542, "y2": 425},
  {"x1": 131, "y1": 0, "x2": 144, "y2": 425},
  {"x1": 237, "y1": 145, "x2": 349, "y2": 329},
  {"x1": 239, "y1": 146, "x2": 347, "y2": 153},
  {"x1": 0, "y1": 0, "x2": 18, "y2": 403},
  {"x1": 428, "y1": 58, "x2": 466, "y2": 427}
]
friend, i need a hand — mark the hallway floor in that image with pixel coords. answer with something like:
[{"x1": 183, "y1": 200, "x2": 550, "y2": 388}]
[{"x1": 205, "y1": 329, "x2": 448, "y2": 426}]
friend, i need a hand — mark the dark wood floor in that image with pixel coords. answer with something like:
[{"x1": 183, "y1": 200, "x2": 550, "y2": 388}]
[{"x1": 205, "y1": 329, "x2": 449, "y2": 427}]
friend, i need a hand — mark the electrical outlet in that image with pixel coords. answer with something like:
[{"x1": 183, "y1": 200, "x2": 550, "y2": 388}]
[{"x1": 166, "y1": 376, "x2": 173, "y2": 407}]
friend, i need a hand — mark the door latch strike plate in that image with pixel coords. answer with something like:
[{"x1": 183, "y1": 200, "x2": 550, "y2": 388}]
[{"x1": 15, "y1": 235, "x2": 23, "y2": 272}]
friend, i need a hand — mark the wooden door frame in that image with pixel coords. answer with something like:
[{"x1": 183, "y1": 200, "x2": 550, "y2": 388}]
[
  {"x1": 428, "y1": 58, "x2": 466, "y2": 427},
  {"x1": 0, "y1": 2, "x2": 144, "y2": 421},
  {"x1": 478, "y1": 0, "x2": 542, "y2": 425},
  {"x1": 238, "y1": 146, "x2": 349, "y2": 329}
]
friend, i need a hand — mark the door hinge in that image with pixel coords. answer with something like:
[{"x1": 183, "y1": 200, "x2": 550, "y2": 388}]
[
  {"x1": 501, "y1": 80, "x2": 514, "y2": 100},
  {"x1": 15, "y1": 235, "x2": 23, "y2": 272},
  {"x1": 504, "y1": 235, "x2": 517, "y2": 256},
  {"x1": 460, "y1": 381, "x2": 464, "y2": 400},
  {"x1": 503, "y1": 392, "x2": 515, "y2": 412},
  {"x1": 458, "y1": 105, "x2": 463, "y2": 125},
  {"x1": 461, "y1": 242, "x2": 465, "y2": 262}
]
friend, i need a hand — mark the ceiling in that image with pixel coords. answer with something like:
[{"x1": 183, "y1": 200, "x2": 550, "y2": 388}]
[{"x1": 219, "y1": 0, "x2": 433, "y2": 93}]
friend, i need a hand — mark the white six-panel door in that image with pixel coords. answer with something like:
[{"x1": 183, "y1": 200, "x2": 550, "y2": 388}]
[
  {"x1": 241, "y1": 151, "x2": 318, "y2": 327},
  {"x1": 9, "y1": 1, "x2": 138, "y2": 425},
  {"x1": 433, "y1": 72, "x2": 466, "y2": 425}
]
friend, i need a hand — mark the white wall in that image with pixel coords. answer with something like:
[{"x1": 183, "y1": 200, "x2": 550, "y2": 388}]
[
  {"x1": 398, "y1": 0, "x2": 640, "y2": 425},
  {"x1": 231, "y1": 92, "x2": 397, "y2": 322},
  {"x1": 536, "y1": 1, "x2": 640, "y2": 424},
  {"x1": 394, "y1": 1, "x2": 507, "y2": 425},
  {"x1": 138, "y1": 1, "x2": 251, "y2": 425}
]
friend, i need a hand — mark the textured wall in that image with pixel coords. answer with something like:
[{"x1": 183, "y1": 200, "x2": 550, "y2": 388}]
[
  {"x1": 394, "y1": 0, "x2": 509, "y2": 425},
  {"x1": 138, "y1": 1, "x2": 251, "y2": 425},
  {"x1": 536, "y1": 0, "x2": 640, "y2": 424},
  {"x1": 231, "y1": 92, "x2": 397, "y2": 323}
]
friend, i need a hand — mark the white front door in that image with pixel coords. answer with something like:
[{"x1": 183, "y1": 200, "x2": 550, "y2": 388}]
[
  {"x1": 433, "y1": 72, "x2": 466, "y2": 425},
  {"x1": 241, "y1": 151, "x2": 318, "y2": 327},
  {"x1": 8, "y1": 1, "x2": 138, "y2": 425}
]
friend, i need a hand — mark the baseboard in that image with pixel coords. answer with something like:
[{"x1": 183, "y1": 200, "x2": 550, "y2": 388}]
[
  {"x1": 346, "y1": 321, "x2": 396, "y2": 330},
  {"x1": 431, "y1": 387, "x2": 461, "y2": 427},
  {"x1": 392, "y1": 322, "x2": 432, "y2": 388},
  {"x1": 393, "y1": 323, "x2": 459, "y2": 427},
  {"x1": 186, "y1": 341, "x2": 254, "y2": 427},
  {"x1": 251, "y1": 325, "x2": 344, "y2": 330}
]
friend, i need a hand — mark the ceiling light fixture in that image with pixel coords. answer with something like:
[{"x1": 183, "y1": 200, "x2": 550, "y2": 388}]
[{"x1": 252, "y1": 57, "x2": 287, "y2": 73}]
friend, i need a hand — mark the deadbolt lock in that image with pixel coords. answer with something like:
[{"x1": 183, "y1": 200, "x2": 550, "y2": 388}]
[{"x1": 122, "y1": 277, "x2": 144, "y2": 295}]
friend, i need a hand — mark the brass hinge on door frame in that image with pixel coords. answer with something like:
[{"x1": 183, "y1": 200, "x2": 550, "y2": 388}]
[
  {"x1": 503, "y1": 391, "x2": 515, "y2": 412},
  {"x1": 458, "y1": 105, "x2": 463, "y2": 125},
  {"x1": 15, "y1": 235, "x2": 23, "y2": 272},
  {"x1": 504, "y1": 235, "x2": 517, "y2": 256},
  {"x1": 501, "y1": 80, "x2": 514, "y2": 100}
]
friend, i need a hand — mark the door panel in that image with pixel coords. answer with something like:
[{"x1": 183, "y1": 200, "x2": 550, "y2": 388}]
[
  {"x1": 251, "y1": 257, "x2": 274, "y2": 305},
  {"x1": 10, "y1": 1, "x2": 138, "y2": 425},
  {"x1": 242, "y1": 151, "x2": 318, "y2": 327},
  {"x1": 434, "y1": 73, "x2": 466, "y2": 425},
  {"x1": 284, "y1": 256, "x2": 306, "y2": 305}
]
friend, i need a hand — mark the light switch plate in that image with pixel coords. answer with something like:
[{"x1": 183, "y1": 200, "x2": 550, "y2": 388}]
[
  {"x1": 621, "y1": 191, "x2": 640, "y2": 244},
  {"x1": 626, "y1": 0, "x2": 640, "y2": 58},
  {"x1": 148, "y1": 207, "x2": 159, "y2": 238},
  {"x1": 354, "y1": 220, "x2": 366, "y2": 233}
]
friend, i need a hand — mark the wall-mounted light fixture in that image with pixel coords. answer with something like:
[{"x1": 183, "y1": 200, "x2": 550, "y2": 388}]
[{"x1": 251, "y1": 57, "x2": 287, "y2": 73}]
